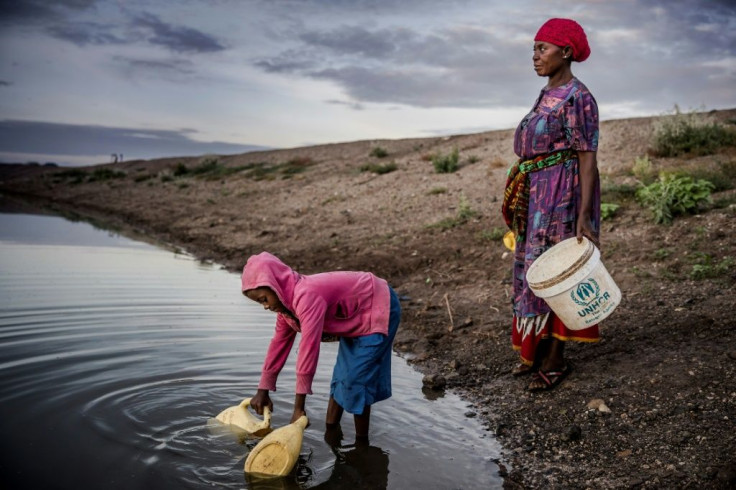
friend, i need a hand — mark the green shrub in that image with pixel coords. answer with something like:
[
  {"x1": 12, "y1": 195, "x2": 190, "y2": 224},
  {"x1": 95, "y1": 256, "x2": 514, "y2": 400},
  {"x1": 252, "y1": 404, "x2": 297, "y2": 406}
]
[
  {"x1": 56, "y1": 168, "x2": 88, "y2": 184},
  {"x1": 600, "y1": 203, "x2": 620, "y2": 220},
  {"x1": 427, "y1": 193, "x2": 476, "y2": 229},
  {"x1": 173, "y1": 163, "x2": 189, "y2": 176},
  {"x1": 632, "y1": 155, "x2": 656, "y2": 184},
  {"x1": 636, "y1": 172, "x2": 714, "y2": 224},
  {"x1": 457, "y1": 193, "x2": 477, "y2": 220},
  {"x1": 652, "y1": 107, "x2": 736, "y2": 157},
  {"x1": 432, "y1": 148, "x2": 459, "y2": 173},
  {"x1": 191, "y1": 158, "x2": 219, "y2": 175},
  {"x1": 477, "y1": 227, "x2": 507, "y2": 242},
  {"x1": 683, "y1": 160, "x2": 736, "y2": 192},
  {"x1": 359, "y1": 162, "x2": 397, "y2": 175},
  {"x1": 88, "y1": 168, "x2": 126, "y2": 182},
  {"x1": 427, "y1": 186, "x2": 447, "y2": 195},
  {"x1": 370, "y1": 146, "x2": 389, "y2": 158},
  {"x1": 690, "y1": 254, "x2": 733, "y2": 280}
]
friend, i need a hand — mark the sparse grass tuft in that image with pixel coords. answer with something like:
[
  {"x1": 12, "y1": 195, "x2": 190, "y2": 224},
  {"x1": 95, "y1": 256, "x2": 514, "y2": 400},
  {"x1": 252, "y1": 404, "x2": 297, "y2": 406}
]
[
  {"x1": 600, "y1": 203, "x2": 620, "y2": 220},
  {"x1": 426, "y1": 193, "x2": 477, "y2": 229},
  {"x1": 689, "y1": 253, "x2": 733, "y2": 280},
  {"x1": 360, "y1": 162, "x2": 397, "y2": 175},
  {"x1": 427, "y1": 186, "x2": 447, "y2": 195},
  {"x1": 476, "y1": 227, "x2": 507, "y2": 242},
  {"x1": 632, "y1": 155, "x2": 656, "y2": 184},
  {"x1": 370, "y1": 146, "x2": 389, "y2": 158},
  {"x1": 432, "y1": 148, "x2": 459, "y2": 173}
]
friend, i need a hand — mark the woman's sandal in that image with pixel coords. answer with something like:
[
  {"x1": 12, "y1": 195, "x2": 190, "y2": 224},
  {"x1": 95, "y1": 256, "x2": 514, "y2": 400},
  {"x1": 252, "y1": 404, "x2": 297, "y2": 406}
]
[{"x1": 528, "y1": 364, "x2": 572, "y2": 392}]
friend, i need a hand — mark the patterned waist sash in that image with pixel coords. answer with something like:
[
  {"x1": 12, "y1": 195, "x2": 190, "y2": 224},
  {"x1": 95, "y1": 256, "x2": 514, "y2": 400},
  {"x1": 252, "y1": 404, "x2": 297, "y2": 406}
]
[{"x1": 501, "y1": 149, "x2": 575, "y2": 242}]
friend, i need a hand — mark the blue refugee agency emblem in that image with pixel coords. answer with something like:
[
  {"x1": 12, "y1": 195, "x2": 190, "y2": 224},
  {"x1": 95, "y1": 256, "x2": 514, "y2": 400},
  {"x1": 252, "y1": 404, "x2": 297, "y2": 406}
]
[{"x1": 571, "y1": 279, "x2": 600, "y2": 306}]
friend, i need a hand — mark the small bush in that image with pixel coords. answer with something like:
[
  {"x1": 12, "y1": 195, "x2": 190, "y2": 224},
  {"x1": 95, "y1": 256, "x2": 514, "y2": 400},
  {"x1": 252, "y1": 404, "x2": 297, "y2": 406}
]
[
  {"x1": 280, "y1": 157, "x2": 314, "y2": 178},
  {"x1": 173, "y1": 163, "x2": 189, "y2": 176},
  {"x1": 427, "y1": 193, "x2": 476, "y2": 229},
  {"x1": 652, "y1": 107, "x2": 736, "y2": 157},
  {"x1": 88, "y1": 168, "x2": 126, "y2": 182},
  {"x1": 477, "y1": 227, "x2": 507, "y2": 242},
  {"x1": 56, "y1": 168, "x2": 88, "y2": 184},
  {"x1": 370, "y1": 146, "x2": 389, "y2": 158},
  {"x1": 601, "y1": 181, "x2": 638, "y2": 201},
  {"x1": 690, "y1": 254, "x2": 733, "y2": 280},
  {"x1": 432, "y1": 148, "x2": 459, "y2": 173},
  {"x1": 600, "y1": 203, "x2": 620, "y2": 220},
  {"x1": 632, "y1": 155, "x2": 656, "y2": 184},
  {"x1": 191, "y1": 158, "x2": 219, "y2": 175},
  {"x1": 636, "y1": 172, "x2": 714, "y2": 224},
  {"x1": 684, "y1": 160, "x2": 736, "y2": 192},
  {"x1": 360, "y1": 162, "x2": 397, "y2": 175},
  {"x1": 427, "y1": 186, "x2": 447, "y2": 195}
]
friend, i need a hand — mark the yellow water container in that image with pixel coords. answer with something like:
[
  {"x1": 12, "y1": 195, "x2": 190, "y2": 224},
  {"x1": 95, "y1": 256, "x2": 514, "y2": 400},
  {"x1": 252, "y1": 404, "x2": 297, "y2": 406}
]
[
  {"x1": 215, "y1": 398, "x2": 272, "y2": 438},
  {"x1": 244, "y1": 415, "x2": 309, "y2": 478},
  {"x1": 503, "y1": 230, "x2": 516, "y2": 251}
]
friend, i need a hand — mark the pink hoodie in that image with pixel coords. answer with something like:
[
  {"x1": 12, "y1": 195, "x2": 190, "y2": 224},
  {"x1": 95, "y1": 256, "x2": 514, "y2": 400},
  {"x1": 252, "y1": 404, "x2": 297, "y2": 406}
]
[{"x1": 242, "y1": 252, "x2": 391, "y2": 395}]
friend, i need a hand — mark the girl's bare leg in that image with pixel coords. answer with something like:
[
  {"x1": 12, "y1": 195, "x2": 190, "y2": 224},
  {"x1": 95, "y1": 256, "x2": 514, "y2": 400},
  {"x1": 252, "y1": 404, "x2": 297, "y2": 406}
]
[
  {"x1": 325, "y1": 396, "x2": 344, "y2": 427},
  {"x1": 354, "y1": 405, "x2": 370, "y2": 440}
]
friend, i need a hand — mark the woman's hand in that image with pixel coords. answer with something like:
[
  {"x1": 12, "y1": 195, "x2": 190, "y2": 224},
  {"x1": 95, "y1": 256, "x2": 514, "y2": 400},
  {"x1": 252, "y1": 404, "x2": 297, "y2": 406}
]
[
  {"x1": 576, "y1": 150, "x2": 600, "y2": 248},
  {"x1": 250, "y1": 388, "x2": 273, "y2": 415},
  {"x1": 576, "y1": 212, "x2": 600, "y2": 248}
]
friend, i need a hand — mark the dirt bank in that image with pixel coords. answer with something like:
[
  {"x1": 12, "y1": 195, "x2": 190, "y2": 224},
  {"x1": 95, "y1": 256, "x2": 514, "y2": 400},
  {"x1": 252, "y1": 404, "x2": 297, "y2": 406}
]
[{"x1": 2, "y1": 109, "x2": 735, "y2": 489}]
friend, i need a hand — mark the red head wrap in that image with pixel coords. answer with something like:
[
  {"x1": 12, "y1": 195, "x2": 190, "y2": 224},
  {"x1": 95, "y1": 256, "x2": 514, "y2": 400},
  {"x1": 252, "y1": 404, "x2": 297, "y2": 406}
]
[{"x1": 534, "y1": 18, "x2": 590, "y2": 62}]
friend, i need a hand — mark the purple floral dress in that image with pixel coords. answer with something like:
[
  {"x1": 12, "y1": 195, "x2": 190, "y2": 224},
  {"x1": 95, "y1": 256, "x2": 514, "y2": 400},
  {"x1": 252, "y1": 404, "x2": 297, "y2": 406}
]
[{"x1": 510, "y1": 77, "x2": 601, "y2": 363}]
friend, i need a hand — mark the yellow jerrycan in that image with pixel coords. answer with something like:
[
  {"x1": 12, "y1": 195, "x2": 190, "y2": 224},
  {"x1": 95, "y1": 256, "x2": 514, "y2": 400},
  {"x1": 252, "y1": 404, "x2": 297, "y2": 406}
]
[
  {"x1": 503, "y1": 230, "x2": 516, "y2": 251},
  {"x1": 215, "y1": 397, "x2": 272, "y2": 438},
  {"x1": 244, "y1": 415, "x2": 309, "y2": 478}
]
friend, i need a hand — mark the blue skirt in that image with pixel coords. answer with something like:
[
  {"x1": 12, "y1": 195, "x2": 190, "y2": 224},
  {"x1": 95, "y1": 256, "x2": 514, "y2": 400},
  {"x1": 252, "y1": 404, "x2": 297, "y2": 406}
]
[{"x1": 329, "y1": 287, "x2": 400, "y2": 415}]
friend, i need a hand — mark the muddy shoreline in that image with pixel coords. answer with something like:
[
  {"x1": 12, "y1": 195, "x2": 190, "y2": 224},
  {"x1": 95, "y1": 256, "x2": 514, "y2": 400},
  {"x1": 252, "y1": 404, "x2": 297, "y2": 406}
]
[{"x1": 2, "y1": 111, "x2": 735, "y2": 488}]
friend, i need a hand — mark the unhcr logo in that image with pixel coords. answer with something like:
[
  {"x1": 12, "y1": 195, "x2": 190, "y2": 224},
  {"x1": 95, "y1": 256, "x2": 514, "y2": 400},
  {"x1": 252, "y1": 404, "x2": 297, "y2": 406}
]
[
  {"x1": 571, "y1": 279, "x2": 600, "y2": 306},
  {"x1": 571, "y1": 278, "x2": 612, "y2": 319}
]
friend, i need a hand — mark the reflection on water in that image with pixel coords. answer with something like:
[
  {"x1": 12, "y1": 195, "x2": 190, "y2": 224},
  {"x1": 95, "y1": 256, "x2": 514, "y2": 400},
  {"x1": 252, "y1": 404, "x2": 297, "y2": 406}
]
[{"x1": 0, "y1": 209, "x2": 502, "y2": 489}]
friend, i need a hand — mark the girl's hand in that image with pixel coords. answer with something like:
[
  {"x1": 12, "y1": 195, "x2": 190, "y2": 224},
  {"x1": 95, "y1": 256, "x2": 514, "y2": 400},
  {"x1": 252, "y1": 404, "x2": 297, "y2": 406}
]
[
  {"x1": 290, "y1": 409, "x2": 308, "y2": 425},
  {"x1": 250, "y1": 388, "x2": 273, "y2": 415}
]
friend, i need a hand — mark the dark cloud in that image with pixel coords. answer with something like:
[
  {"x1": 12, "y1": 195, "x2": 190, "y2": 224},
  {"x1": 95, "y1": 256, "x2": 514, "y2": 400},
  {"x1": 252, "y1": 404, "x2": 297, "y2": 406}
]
[
  {"x1": 253, "y1": 0, "x2": 736, "y2": 113},
  {"x1": 254, "y1": 50, "x2": 317, "y2": 73},
  {"x1": 299, "y1": 26, "x2": 413, "y2": 58},
  {"x1": 0, "y1": 81, "x2": 11, "y2": 87},
  {"x1": 0, "y1": 120, "x2": 268, "y2": 161},
  {"x1": 257, "y1": 24, "x2": 534, "y2": 108},
  {"x1": 46, "y1": 22, "x2": 125, "y2": 46},
  {"x1": 325, "y1": 99, "x2": 365, "y2": 111},
  {"x1": 132, "y1": 12, "x2": 226, "y2": 54},
  {"x1": 113, "y1": 56, "x2": 197, "y2": 76},
  {"x1": 0, "y1": 0, "x2": 95, "y2": 23}
]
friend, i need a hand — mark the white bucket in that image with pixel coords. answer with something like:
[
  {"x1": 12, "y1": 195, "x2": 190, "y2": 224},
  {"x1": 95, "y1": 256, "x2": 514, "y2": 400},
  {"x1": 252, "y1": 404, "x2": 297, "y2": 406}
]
[{"x1": 526, "y1": 237, "x2": 621, "y2": 330}]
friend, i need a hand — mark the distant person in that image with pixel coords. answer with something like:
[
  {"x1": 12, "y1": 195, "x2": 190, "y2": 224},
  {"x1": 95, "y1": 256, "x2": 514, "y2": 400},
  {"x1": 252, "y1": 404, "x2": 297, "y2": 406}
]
[
  {"x1": 242, "y1": 252, "x2": 401, "y2": 441},
  {"x1": 501, "y1": 18, "x2": 601, "y2": 391}
]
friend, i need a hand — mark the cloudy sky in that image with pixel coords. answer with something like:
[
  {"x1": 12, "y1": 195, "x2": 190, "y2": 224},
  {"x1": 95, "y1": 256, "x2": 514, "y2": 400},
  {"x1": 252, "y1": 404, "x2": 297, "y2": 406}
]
[{"x1": 1, "y1": 0, "x2": 734, "y2": 166}]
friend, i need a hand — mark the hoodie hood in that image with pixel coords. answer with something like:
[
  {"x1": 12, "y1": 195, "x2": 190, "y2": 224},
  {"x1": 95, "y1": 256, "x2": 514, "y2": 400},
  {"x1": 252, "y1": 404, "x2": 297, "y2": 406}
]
[{"x1": 242, "y1": 252, "x2": 300, "y2": 311}]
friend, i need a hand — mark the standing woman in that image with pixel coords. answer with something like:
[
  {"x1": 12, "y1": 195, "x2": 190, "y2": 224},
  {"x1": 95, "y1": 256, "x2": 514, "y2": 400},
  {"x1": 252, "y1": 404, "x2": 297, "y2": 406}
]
[{"x1": 502, "y1": 18, "x2": 601, "y2": 391}]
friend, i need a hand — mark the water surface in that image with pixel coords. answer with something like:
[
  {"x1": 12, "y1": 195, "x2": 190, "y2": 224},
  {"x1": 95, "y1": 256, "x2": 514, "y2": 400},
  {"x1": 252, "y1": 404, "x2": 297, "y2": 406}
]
[{"x1": 0, "y1": 210, "x2": 501, "y2": 489}]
